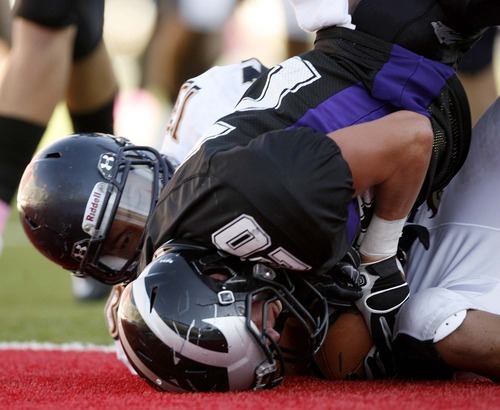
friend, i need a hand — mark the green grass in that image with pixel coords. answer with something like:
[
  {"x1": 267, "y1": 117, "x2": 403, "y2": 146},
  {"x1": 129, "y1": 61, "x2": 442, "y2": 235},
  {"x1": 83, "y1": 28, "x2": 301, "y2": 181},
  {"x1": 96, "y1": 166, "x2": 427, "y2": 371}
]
[
  {"x1": 0, "y1": 106, "x2": 111, "y2": 346},
  {"x1": 0, "y1": 208, "x2": 111, "y2": 345}
]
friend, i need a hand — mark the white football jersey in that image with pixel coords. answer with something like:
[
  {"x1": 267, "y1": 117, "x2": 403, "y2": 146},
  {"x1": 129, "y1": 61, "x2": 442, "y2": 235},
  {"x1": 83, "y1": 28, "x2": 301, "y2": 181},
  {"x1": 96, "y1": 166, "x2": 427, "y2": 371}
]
[
  {"x1": 395, "y1": 98, "x2": 500, "y2": 342},
  {"x1": 159, "y1": 58, "x2": 266, "y2": 166}
]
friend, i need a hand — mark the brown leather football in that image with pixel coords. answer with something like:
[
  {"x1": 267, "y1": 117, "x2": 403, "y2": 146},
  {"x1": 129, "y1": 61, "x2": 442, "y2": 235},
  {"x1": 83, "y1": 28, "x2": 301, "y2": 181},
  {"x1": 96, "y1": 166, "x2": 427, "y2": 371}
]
[
  {"x1": 313, "y1": 308, "x2": 373, "y2": 380},
  {"x1": 278, "y1": 317, "x2": 315, "y2": 376}
]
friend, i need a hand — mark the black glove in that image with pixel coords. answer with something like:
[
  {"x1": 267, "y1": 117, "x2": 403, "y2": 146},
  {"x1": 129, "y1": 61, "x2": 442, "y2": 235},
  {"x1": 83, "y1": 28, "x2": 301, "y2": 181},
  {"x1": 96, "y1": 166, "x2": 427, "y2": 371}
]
[
  {"x1": 398, "y1": 223, "x2": 430, "y2": 266},
  {"x1": 355, "y1": 256, "x2": 409, "y2": 367},
  {"x1": 309, "y1": 262, "x2": 363, "y2": 308},
  {"x1": 363, "y1": 344, "x2": 398, "y2": 379}
]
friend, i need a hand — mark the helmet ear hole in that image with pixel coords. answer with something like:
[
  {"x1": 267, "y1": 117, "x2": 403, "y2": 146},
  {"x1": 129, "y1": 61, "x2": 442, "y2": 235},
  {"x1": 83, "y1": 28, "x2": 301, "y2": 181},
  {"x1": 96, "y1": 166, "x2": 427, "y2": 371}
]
[
  {"x1": 23, "y1": 215, "x2": 40, "y2": 230},
  {"x1": 210, "y1": 273, "x2": 231, "y2": 281},
  {"x1": 204, "y1": 268, "x2": 231, "y2": 281},
  {"x1": 137, "y1": 349, "x2": 153, "y2": 364},
  {"x1": 44, "y1": 152, "x2": 62, "y2": 159},
  {"x1": 149, "y1": 286, "x2": 159, "y2": 312}
]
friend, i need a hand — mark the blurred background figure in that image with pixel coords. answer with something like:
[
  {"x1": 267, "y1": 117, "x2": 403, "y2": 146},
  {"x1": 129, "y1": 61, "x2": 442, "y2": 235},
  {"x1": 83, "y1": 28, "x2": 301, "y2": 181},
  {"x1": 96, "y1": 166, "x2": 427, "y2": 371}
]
[
  {"x1": 139, "y1": 0, "x2": 312, "y2": 105},
  {"x1": 103, "y1": 0, "x2": 160, "y2": 148},
  {"x1": 457, "y1": 27, "x2": 499, "y2": 125},
  {"x1": 108, "y1": 0, "x2": 313, "y2": 149},
  {"x1": 0, "y1": 0, "x2": 118, "y2": 300},
  {"x1": 0, "y1": 0, "x2": 312, "y2": 302}
]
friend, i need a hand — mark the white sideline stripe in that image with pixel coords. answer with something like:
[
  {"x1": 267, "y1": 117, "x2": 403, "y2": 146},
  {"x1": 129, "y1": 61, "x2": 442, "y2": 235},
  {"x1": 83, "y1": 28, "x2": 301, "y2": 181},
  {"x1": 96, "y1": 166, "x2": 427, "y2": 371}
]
[{"x1": 0, "y1": 342, "x2": 116, "y2": 352}]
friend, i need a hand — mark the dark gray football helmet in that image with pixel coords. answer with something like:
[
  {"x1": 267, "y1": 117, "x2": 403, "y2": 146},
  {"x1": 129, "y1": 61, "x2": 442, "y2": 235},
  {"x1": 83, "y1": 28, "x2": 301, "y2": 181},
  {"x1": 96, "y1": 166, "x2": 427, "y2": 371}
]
[{"x1": 17, "y1": 133, "x2": 173, "y2": 284}]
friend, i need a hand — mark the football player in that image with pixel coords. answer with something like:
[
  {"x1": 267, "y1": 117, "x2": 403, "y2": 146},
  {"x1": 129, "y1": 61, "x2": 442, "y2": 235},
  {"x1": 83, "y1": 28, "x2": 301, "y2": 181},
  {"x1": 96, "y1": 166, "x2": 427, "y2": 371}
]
[
  {"x1": 141, "y1": 0, "x2": 313, "y2": 105},
  {"x1": 393, "y1": 98, "x2": 500, "y2": 383}
]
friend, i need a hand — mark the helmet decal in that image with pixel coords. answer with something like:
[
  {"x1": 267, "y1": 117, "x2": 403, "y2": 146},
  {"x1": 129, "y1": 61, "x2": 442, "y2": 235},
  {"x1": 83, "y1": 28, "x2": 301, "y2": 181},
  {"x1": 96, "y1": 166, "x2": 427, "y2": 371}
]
[
  {"x1": 98, "y1": 153, "x2": 117, "y2": 179},
  {"x1": 72, "y1": 240, "x2": 89, "y2": 261},
  {"x1": 81, "y1": 182, "x2": 109, "y2": 234}
]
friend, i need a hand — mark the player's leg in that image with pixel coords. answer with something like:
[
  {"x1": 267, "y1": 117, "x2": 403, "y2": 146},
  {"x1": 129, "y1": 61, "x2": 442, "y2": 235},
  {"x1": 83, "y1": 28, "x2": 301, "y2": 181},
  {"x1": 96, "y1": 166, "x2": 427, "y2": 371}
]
[
  {"x1": 394, "y1": 98, "x2": 500, "y2": 382},
  {"x1": 66, "y1": 0, "x2": 118, "y2": 299},
  {"x1": 0, "y1": 0, "x2": 11, "y2": 76},
  {"x1": 328, "y1": 110, "x2": 433, "y2": 258},
  {"x1": 0, "y1": 0, "x2": 12, "y2": 253},
  {"x1": 141, "y1": 0, "x2": 237, "y2": 103},
  {"x1": 0, "y1": 19, "x2": 75, "y2": 123},
  {"x1": 435, "y1": 310, "x2": 500, "y2": 382},
  {"x1": 0, "y1": 17, "x2": 75, "y2": 254},
  {"x1": 66, "y1": 40, "x2": 118, "y2": 134},
  {"x1": 394, "y1": 287, "x2": 500, "y2": 382},
  {"x1": 66, "y1": 0, "x2": 118, "y2": 135}
]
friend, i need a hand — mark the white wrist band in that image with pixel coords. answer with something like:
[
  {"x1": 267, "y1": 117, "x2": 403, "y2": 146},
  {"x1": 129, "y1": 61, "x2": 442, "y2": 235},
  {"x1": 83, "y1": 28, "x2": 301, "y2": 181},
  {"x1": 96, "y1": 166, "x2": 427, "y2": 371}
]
[{"x1": 359, "y1": 214, "x2": 406, "y2": 259}]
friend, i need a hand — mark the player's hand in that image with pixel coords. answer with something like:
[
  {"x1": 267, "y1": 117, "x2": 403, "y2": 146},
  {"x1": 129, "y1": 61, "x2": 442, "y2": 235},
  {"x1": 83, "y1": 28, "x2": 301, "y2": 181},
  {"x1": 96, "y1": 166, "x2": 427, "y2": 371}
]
[
  {"x1": 103, "y1": 284, "x2": 138, "y2": 375},
  {"x1": 104, "y1": 284, "x2": 126, "y2": 340},
  {"x1": 355, "y1": 256, "x2": 409, "y2": 366},
  {"x1": 363, "y1": 344, "x2": 397, "y2": 379},
  {"x1": 310, "y1": 262, "x2": 363, "y2": 308}
]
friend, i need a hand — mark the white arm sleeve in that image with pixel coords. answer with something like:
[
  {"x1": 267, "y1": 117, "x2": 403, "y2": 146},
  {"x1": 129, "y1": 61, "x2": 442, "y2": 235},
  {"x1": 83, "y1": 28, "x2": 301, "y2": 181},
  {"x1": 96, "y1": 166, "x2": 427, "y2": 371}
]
[{"x1": 288, "y1": 0, "x2": 355, "y2": 32}]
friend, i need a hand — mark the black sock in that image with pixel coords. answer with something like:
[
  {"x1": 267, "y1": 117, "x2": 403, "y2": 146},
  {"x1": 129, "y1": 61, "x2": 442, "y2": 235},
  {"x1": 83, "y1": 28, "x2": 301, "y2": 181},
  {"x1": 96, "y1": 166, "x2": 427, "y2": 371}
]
[
  {"x1": 69, "y1": 95, "x2": 116, "y2": 135},
  {"x1": 0, "y1": 116, "x2": 46, "y2": 204}
]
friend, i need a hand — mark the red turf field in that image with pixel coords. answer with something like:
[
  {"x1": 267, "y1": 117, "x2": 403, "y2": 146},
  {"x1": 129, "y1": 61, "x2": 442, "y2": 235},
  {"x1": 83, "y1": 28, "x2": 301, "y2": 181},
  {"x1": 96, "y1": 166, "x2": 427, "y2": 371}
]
[{"x1": 1, "y1": 346, "x2": 499, "y2": 410}]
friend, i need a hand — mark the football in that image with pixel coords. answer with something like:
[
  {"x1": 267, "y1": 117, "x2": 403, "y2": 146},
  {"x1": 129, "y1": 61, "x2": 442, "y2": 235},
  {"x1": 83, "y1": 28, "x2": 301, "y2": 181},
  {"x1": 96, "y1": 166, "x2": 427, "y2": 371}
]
[
  {"x1": 278, "y1": 317, "x2": 315, "y2": 376},
  {"x1": 313, "y1": 308, "x2": 373, "y2": 380}
]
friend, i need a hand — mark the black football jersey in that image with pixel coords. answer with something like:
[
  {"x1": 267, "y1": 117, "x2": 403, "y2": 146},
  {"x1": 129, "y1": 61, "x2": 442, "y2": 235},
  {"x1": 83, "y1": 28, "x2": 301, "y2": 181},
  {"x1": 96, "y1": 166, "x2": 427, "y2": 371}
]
[{"x1": 140, "y1": 26, "x2": 471, "y2": 273}]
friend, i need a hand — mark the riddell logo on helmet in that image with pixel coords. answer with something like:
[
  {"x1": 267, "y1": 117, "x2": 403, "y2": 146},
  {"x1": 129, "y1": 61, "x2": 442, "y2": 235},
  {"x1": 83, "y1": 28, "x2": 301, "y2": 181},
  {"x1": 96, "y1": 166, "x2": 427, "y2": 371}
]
[
  {"x1": 86, "y1": 191, "x2": 102, "y2": 222},
  {"x1": 81, "y1": 183, "x2": 109, "y2": 233}
]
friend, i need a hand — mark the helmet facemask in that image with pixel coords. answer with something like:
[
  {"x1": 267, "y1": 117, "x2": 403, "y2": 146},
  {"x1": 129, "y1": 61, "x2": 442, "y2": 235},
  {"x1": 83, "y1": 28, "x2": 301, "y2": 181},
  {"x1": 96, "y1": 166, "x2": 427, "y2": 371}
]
[{"x1": 74, "y1": 143, "x2": 169, "y2": 284}]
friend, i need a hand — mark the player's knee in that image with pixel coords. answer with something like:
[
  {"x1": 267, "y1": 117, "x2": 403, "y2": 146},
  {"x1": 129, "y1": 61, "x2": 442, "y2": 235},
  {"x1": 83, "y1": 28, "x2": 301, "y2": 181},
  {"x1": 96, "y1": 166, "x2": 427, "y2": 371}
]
[
  {"x1": 394, "y1": 310, "x2": 470, "y2": 379},
  {"x1": 435, "y1": 310, "x2": 498, "y2": 366},
  {"x1": 14, "y1": 0, "x2": 105, "y2": 61},
  {"x1": 395, "y1": 288, "x2": 461, "y2": 343},
  {"x1": 401, "y1": 111, "x2": 434, "y2": 162},
  {"x1": 434, "y1": 328, "x2": 467, "y2": 363}
]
